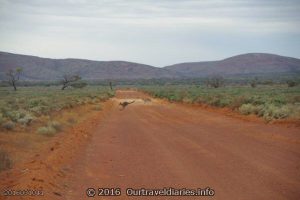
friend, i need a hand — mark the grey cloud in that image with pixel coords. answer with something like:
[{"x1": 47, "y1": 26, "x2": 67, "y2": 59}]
[{"x1": 0, "y1": 0, "x2": 299, "y2": 66}]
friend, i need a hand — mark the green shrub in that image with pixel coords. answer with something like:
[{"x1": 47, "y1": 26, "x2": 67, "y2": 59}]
[
  {"x1": 239, "y1": 104, "x2": 256, "y2": 115},
  {"x1": 194, "y1": 96, "x2": 206, "y2": 104},
  {"x1": 260, "y1": 104, "x2": 276, "y2": 121},
  {"x1": 182, "y1": 97, "x2": 193, "y2": 104},
  {"x1": 0, "y1": 114, "x2": 4, "y2": 125},
  {"x1": 30, "y1": 106, "x2": 50, "y2": 116},
  {"x1": 37, "y1": 120, "x2": 62, "y2": 136},
  {"x1": 91, "y1": 99, "x2": 99, "y2": 104},
  {"x1": 48, "y1": 121, "x2": 62, "y2": 131},
  {"x1": 263, "y1": 104, "x2": 290, "y2": 119},
  {"x1": 140, "y1": 85, "x2": 300, "y2": 121},
  {"x1": 287, "y1": 80, "x2": 297, "y2": 87},
  {"x1": 247, "y1": 96, "x2": 265, "y2": 105},
  {"x1": 37, "y1": 126, "x2": 56, "y2": 136},
  {"x1": 6, "y1": 111, "x2": 24, "y2": 122},
  {"x1": 17, "y1": 114, "x2": 34, "y2": 126},
  {"x1": 93, "y1": 105, "x2": 102, "y2": 111},
  {"x1": 230, "y1": 96, "x2": 248, "y2": 110},
  {"x1": 2, "y1": 121, "x2": 15, "y2": 130},
  {"x1": 273, "y1": 106, "x2": 290, "y2": 119},
  {"x1": 207, "y1": 96, "x2": 226, "y2": 107},
  {"x1": 0, "y1": 86, "x2": 113, "y2": 128},
  {"x1": 218, "y1": 98, "x2": 232, "y2": 107},
  {"x1": 76, "y1": 99, "x2": 84, "y2": 105},
  {"x1": 106, "y1": 91, "x2": 115, "y2": 98},
  {"x1": 28, "y1": 98, "x2": 49, "y2": 108},
  {"x1": 0, "y1": 150, "x2": 12, "y2": 172}
]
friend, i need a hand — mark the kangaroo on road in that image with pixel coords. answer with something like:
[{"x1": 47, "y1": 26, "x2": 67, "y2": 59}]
[{"x1": 119, "y1": 100, "x2": 135, "y2": 110}]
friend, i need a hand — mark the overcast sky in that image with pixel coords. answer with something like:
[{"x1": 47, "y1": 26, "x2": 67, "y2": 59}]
[{"x1": 0, "y1": 0, "x2": 300, "y2": 66}]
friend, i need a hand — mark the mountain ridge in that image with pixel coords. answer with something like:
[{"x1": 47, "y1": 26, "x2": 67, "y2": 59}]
[
  {"x1": 164, "y1": 53, "x2": 300, "y2": 77},
  {"x1": 0, "y1": 51, "x2": 179, "y2": 80},
  {"x1": 0, "y1": 51, "x2": 299, "y2": 81}
]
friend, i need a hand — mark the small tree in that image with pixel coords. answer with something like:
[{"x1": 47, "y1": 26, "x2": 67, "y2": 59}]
[
  {"x1": 287, "y1": 80, "x2": 297, "y2": 87},
  {"x1": 250, "y1": 77, "x2": 258, "y2": 88},
  {"x1": 6, "y1": 67, "x2": 22, "y2": 91},
  {"x1": 206, "y1": 75, "x2": 224, "y2": 88},
  {"x1": 61, "y1": 74, "x2": 81, "y2": 90}
]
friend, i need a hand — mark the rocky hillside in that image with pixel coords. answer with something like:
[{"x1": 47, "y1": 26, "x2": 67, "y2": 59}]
[
  {"x1": 164, "y1": 53, "x2": 300, "y2": 77},
  {"x1": 0, "y1": 52, "x2": 179, "y2": 81},
  {"x1": 1, "y1": 52, "x2": 299, "y2": 81}
]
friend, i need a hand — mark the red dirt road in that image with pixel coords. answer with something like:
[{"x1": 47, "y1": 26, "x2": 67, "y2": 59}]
[{"x1": 65, "y1": 90, "x2": 300, "y2": 200}]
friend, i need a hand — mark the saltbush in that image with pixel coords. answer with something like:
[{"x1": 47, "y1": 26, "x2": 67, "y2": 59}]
[
  {"x1": 239, "y1": 104, "x2": 256, "y2": 115},
  {"x1": 17, "y1": 114, "x2": 34, "y2": 126},
  {"x1": 0, "y1": 114, "x2": 4, "y2": 125},
  {"x1": 37, "y1": 126, "x2": 56, "y2": 136},
  {"x1": 93, "y1": 105, "x2": 102, "y2": 111},
  {"x1": 48, "y1": 121, "x2": 62, "y2": 131},
  {"x1": 140, "y1": 85, "x2": 300, "y2": 121},
  {"x1": 2, "y1": 121, "x2": 15, "y2": 130},
  {"x1": 6, "y1": 111, "x2": 24, "y2": 122},
  {"x1": 262, "y1": 104, "x2": 290, "y2": 120}
]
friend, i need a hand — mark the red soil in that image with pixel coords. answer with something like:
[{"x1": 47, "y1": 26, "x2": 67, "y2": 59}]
[{"x1": 0, "y1": 90, "x2": 299, "y2": 200}]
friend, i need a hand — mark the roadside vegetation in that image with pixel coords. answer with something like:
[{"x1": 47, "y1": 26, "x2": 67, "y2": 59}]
[
  {"x1": 0, "y1": 85, "x2": 114, "y2": 172},
  {"x1": 0, "y1": 86, "x2": 114, "y2": 133},
  {"x1": 140, "y1": 84, "x2": 300, "y2": 121}
]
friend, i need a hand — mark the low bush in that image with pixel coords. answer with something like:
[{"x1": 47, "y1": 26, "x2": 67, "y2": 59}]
[
  {"x1": 17, "y1": 114, "x2": 34, "y2": 126},
  {"x1": 37, "y1": 126, "x2": 56, "y2": 136},
  {"x1": 0, "y1": 113, "x2": 4, "y2": 125},
  {"x1": 140, "y1": 85, "x2": 300, "y2": 121},
  {"x1": 48, "y1": 121, "x2": 63, "y2": 131},
  {"x1": 0, "y1": 86, "x2": 114, "y2": 131},
  {"x1": 287, "y1": 80, "x2": 297, "y2": 87},
  {"x1": 93, "y1": 105, "x2": 102, "y2": 111},
  {"x1": 2, "y1": 121, "x2": 15, "y2": 130},
  {"x1": 239, "y1": 103, "x2": 291, "y2": 120},
  {"x1": 239, "y1": 103, "x2": 259, "y2": 115},
  {"x1": 230, "y1": 96, "x2": 248, "y2": 110},
  {"x1": 37, "y1": 121, "x2": 62, "y2": 136},
  {"x1": 261, "y1": 104, "x2": 290, "y2": 120},
  {"x1": 182, "y1": 97, "x2": 193, "y2": 104},
  {"x1": 6, "y1": 110, "x2": 24, "y2": 122}
]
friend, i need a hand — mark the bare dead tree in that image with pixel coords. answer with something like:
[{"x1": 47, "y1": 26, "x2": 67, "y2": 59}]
[
  {"x1": 6, "y1": 67, "x2": 22, "y2": 91},
  {"x1": 109, "y1": 81, "x2": 113, "y2": 91},
  {"x1": 61, "y1": 74, "x2": 81, "y2": 90}
]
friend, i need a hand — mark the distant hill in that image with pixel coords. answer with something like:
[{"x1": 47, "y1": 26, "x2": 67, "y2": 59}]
[
  {"x1": 164, "y1": 53, "x2": 300, "y2": 77},
  {"x1": 0, "y1": 52, "x2": 179, "y2": 81},
  {"x1": 0, "y1": 52, "x2": 299, "y2": 81}
]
